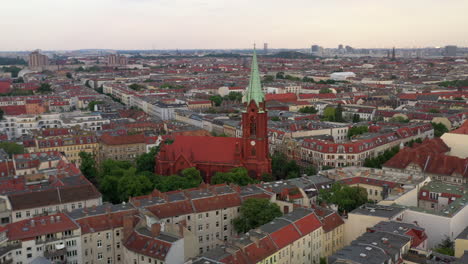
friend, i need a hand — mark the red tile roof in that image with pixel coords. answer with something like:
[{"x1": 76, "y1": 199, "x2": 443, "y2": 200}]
[
  {"x1": 451, "y1": 120, "x2": 468, "y2": 135},
  {"x1": 158, "y1": 136, "x2": 242, "y2": 164},
  {"x1": 100, "y1": 133, "x2": 146, "y2": 145},
  {"x1": 7, "y1": 213, "x2": 79, "y2": 241}
]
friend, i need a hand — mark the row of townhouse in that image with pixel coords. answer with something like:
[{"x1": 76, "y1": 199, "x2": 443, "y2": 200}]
[
  {"x1": 0, "y1": 151, "x2": 103, "y2": 225},
  {"x1": 0, "y1": 177, "x2": 346, "y2": 264},
  {"x1": 194, "y1": 208, "x2": 325, "y2": 264},
  {"x1": 103, "y1": 83, "x2": 188, "y2": 120},
  {"x1": 301, "y1": 123, "x2": 433, "y2": 168},
  {"x1": 0, "y1": 112, "x2": 110, "y2": 139}
]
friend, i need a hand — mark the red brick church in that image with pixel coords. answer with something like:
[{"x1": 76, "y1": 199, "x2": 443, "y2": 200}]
[{"x1": 155, "y1": 49, "x2": 271, "y2": 181}]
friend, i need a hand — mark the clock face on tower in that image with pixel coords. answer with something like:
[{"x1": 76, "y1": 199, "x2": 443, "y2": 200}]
[{"x1": 250, "y1": 140, "x2": 256, "y2": 146}]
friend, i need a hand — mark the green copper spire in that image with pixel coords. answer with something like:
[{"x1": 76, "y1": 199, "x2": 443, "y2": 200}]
[{"x1": 243, "y1": 45, "x2": 265, "y2": 107}]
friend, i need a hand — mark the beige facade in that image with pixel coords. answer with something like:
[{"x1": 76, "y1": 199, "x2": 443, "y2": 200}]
[
  {"x1": 322, "y1": 223, "x2": 344, "y2": 257},
  {"x1": 98, "y1": 142, "x2": 146, "y2": 164},
  {"x1": 441, "y1": 133, "x2": 468, "y2": 158},
  {"x1": 81, "y1": 227, "x2": 125, "y2": 264}
]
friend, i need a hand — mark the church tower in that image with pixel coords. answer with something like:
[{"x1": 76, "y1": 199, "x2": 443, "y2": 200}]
[{"x1": 241, "y1": 46, "x2": 271, "y2": 178}]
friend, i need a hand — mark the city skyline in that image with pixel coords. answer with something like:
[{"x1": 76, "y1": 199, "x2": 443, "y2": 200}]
[{"x1": 2, "y1": 0, "x2": 468, "y2": 51}]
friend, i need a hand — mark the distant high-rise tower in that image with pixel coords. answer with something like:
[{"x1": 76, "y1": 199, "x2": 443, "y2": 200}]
[
  {"x1": 444, "y1": 45, "x2": 457, "y2": 57},
  {"x1": 338, "y1": 44, "x2": 344, "y2": 50},
  {"x1": 107, "y1": 54, "x2": 128, "y2": 66},
  {"x1": 28, "y1": 50, "x2": 49, "y2": 69},
  {"x1": 392, "y1": 47, "x2": 396, "y2": 60},
  {"x1": 311, "y1": 45, "x2": 320, "y2": 52},
  {"x1": 263, "y1": 43, "x2": 268, "y2": 54}
]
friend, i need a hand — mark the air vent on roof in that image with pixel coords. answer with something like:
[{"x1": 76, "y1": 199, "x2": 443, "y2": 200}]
[
  {"x1": 360, "y1": 253, "x2": 367, "y2": 257},
  {"x1": 365, "y1": 247, "x2": 372, "y2": 251},
  {"x1": 372, "y1": 242, "x2": 377, "y2": 246}
]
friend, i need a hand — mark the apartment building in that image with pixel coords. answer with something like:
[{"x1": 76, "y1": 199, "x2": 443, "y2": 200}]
[
  {"x1": 329, "y1": 230, "x2": 412, "y2": 264},
  {"x1": 301, "y1": 123, "x2": 433, "y2": 168},
  {"x1": 130, "y1": 186, "x2": 243, "y2": 254},
  {"x1": 344, "y1": 204, "x2": 406, "y2": 245},
  {"x1": 0, "y1": 213, "x2": 82, "y2": 264},
  {"x1": 194, "y1": 208, "x2": 323, "y2": 264},
  {"x1": 32, "y1": 128, "x2": 99, "y2": 165},
  {"x1": 98, "y1": 133, "x2": 147, "y2": 163},
  {"x1": 69, "y1": 203, "x2": 137, "y2": 264}
]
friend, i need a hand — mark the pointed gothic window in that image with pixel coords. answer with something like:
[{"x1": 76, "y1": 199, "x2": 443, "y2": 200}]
[
  {"x1": 249, "y1": 116, "x2": 256, "y2": 137},
  {"x1": 251, "y1": 147, "x2": 256, "y2": 156}
]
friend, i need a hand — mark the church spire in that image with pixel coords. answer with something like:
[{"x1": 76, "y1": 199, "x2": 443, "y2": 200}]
[{"x1": 243, "y1": 45, "x2": 265, "y2": 107}]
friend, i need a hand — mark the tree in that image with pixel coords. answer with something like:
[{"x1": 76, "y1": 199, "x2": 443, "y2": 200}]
[
  {"x1": 318, "y1": 182, "x2": 368, "y2": 213},
  {"x1": 79, "y1": 151, "x2": 98, "y2": 184},
  {"x1": 0, "y1": 109, "x2": 3, "y2": 120},
  {"x1": 0, "y1": 142, "x2": 25, "y2": 157},
  {"x1": 129, "y1": 83, "x2": 145, "y2": 91},
  {"x1": 263, "y1": 75, "x2": 275, "y2": 83},
  {"x1": 211, "y1": 167, "x2": 257, "y2": 186},
  {"x1": 352, "y1": 114, "x2": 360, "y2": 123},
  {"x1": 136, "y1": 146, "x2": 160, "y2": 173},
  {"x1": 347, "y1": 126, "x2": 368, "y2": 139},
  {"x1": 390, "y1": 116, "x2": 409, "y2": 123},
  {"x1": 271, "y1": 152, "x2": 300, "y2": 180},
  {"x1": 323, "y1": 107, "x2": 336, "y2": 121},
  {"x1": 304, "y1": 166, "x2": 317, "y2": 176},
  {"x1": 209, "y1": 95, "x2": 223, "y2": 106},
  {"x1": 37, "y1": 83, "x2": 53, "y2": 94},
  {"x1": 276, "y1": 72, "x2": 285, "y2": 79},
  {"x1": 261, "y1": 173, "x2": 274, "y2": 182},
  {"x1": 87, "y1": 101, "x2": 103, "y2": 111},
  {"x1": 298, "y1": 106, "x2": 318, "y2": 114},
  {"x1": 334, "y1": 103, "x2": 344, "y2": 122},
  {"x1": 428, "y1": 108, "x2": 440, "y2": 113},
  {"x1": 363, "y1": 146, "x2": 400, "y2": 169},
  {"x1": 116, "y1": 167, "x2": 154, "y2": 202},
  {"x1": 433, "y1": 236, "x2": 454, "y2": 256},
  {"x1": 271, "y1": 116, "x2": 281, "y2": 121},
  {"x1": 226, "y1": 91, "x2": 243, "y2": 102},
  {"x1": 319, "y1": 87, "x2": 332, "y2": 94},
  {"x1": 1, "y1": 66, "x2": 22, "y2": 78},
  {"x1": 153, "y1": 167, "x2": 202, "y2": 192},
  {"x1": 302, "y1": 76, "x2": 315, "y2": 83},
  {"x1": 66, "y1": 72, "x2": 73, "y2": 79},
  {"x1": 233, "y1": 198, "x2": 282, "y2": 233},
  {"x1": 431, "y1": 122, "x2": 448, "y2": 137}
]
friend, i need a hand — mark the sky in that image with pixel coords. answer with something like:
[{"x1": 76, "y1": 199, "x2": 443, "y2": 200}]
[{"x1": 1, "y1": 0, "x2": 468, "y2": 51}]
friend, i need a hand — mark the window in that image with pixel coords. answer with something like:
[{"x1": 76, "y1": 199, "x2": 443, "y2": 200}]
[
  {"x1": 116, "y1": 230, "x2": 120, "y2": 237},
  {"x1": 199, "y1": 236, "x2": 203, "y2": 242},
  {"x1": 15, "y1": 212, "x2": 21, "y2": 219},
  {"x1": 107, "y1": 245, "x2": 111, "y2": 251},
  {"x1": 106, "y1": 232, "x2": 111, "y2": 239},
  {"x1": 224, "y1": 225, "x2": 227, "y2": 231},
  {"x1": 206, "y1": 223, "x2": 209, "y2": 229},
  {"x1": 107, "y1": 257, "x2": 112, "y2": 264},
  {"x1": 27, "y1": 253, "x2": 32, "y2": 258},
  {"x1": 198, "y1": 225, "x2": 203, "y2": 231},
  {"x1": 206, "y1": 213, "x2": 209, "y2": 217},
  {"x1": 116, "y1": 242, "x2": 120, "y2": 249},
  {"x1": 26, "y1": 211, "x2": 30, "y2": 217},
  {"x1": 223, "y1": 214, "x2": 227, "y2": 220},
  {"x1": 98, "y1": 253, "x2": 103, "y2": 260},
  {"x1": 198, "y1": 214, "x2": 202, "y2": 219},
  {"x1": 97, "y1": 240, "x2": 102, "y2": 247}
]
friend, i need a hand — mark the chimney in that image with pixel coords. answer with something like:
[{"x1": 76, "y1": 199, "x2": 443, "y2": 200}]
[
  {"x1": 151, "y1": 223, "x2": 161, "y2": 237},
  {"x1": 30, "y1": 220, "x2": 35, "y2": 227}
]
